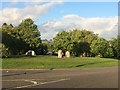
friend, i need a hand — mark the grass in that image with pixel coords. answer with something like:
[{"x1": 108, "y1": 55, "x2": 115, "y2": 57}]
[{"x1": 1, "y1": 55, "x2": 118, "y2": 69}]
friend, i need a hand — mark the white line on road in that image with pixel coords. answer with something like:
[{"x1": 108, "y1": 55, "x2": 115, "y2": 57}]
[
  {"x1": 40, "y1": 79, "x2": 69, "y2": 85},
  {"x1": 15, "y1": 78, "x2": 69, "y2": 89},
  {"x1": 25, "y1": 80, "x2": 38, "y2": 84}
]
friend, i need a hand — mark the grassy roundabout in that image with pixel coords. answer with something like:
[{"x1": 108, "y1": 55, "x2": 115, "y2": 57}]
[{"x1": 2, "y1": 55, "x2": 118, "y2": 69}]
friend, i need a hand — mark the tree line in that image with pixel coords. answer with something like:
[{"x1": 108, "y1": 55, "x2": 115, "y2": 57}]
[
  {"x1": 49, "y1": 30, "x2": 119, "y2": 58},
  {"x1": 0, "y1": 18, "x2": 119, "y2": 58}
]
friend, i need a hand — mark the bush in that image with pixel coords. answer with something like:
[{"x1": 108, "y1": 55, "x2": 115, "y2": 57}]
[
  {"x1": 0, "y1": 44, "x2": 9, "y2": 58},
  {"x1": 35, "y1": 43, "x2": 48, "y2": 55}
]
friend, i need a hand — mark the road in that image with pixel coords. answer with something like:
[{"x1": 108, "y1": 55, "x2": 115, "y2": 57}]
[{"x1": 1, "y1": 67, "x2": 118, "y2": 89}]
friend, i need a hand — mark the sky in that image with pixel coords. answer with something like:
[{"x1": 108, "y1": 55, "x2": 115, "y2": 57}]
[{"x1": 0, "y1": 1, "x2": 118, "y2": 40}]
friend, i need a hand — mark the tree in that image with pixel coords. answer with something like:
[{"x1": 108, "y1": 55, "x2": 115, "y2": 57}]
[
  {"x1": 0, "y1": 43, "x2": 9, "y2": 58},
  {"x1": 90, "y1": 38, "x2": 113, "y2": 57},
  {"x1": 109, "y1": 38, "x2": 118, "y2": 58},
  {"x1": 1, "y1": 23, "x2": 19, "y2": 55},
  {"x1": 35, "y1": 43, "x2": 48, "y2": 55},
  {"x1": 72, "y1": 42, "x2": 90, "y2": 57},
  {"x1": 1, "y1": 18, "x2": 42, "y2": 55},
  {"x1": 118, "y1": 36, "x2": 120, "y2": 59},
  {"x1": 52, "y1": 31, "x2": 73, "y2": 52},
  {"x1": 52, "y1": 29, "x2": 98, "y2": 57},
  {"x1": 110, "y1": 36, "x2": 120, "y2": 59},
  {"x1": 70, "y1": 29, "x2": 98, "y2": 44},
  {"x1": 47, "y1": 39, "x2": 54, "y2": 52},
  {"x1": 70, "y1": 30, "x2": 98, "y2": 56},
  {"x1": 17, "y1": 18, "x2": 41, "y2": 50}
]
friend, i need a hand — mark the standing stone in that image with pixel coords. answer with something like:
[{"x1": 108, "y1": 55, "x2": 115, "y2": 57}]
[
  {"x1": 65, "y1": 51, "x2": 70, "y2": 58},
  {"x1": 83, "y1": 52, "x2": 86, "y2": 57},
  {"x1": 58, "y1": 50, "x2": 62, "y2": 58},
  {"x1": 25, "y1": 50, "x2": 36, "y2": 56},
  {"x1": 31, "y1": 50, "x2": 35, "y2": 56}
]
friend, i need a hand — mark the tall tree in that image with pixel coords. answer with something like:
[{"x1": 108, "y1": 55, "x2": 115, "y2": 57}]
[
  {"x1": 1, "y1": 18, "x2": 42, "y2": 55},
  {"x1": 52, "y1": 29, "x2": 98, "y2": 56},
  {"x1": 1, "y1": 23, "x2": 19, "y2": 55},
  {"x1": 90, "y1": 38, "x2": 113, "y2": 57},
  {"x1": 17, "y1": 18, "x2": 41, "y2": 49},
  {"x1": 70, "y1": 30, "x2": 98, "y2": 56},
  {"x1": 110, "y1": 37, "x2": 120, "y2": 58}
]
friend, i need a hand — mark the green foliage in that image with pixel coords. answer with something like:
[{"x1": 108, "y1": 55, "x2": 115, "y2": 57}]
[
  {"x1": 52, "y1": 30, "x2": 98, "y2": 56},
  {"x1": 70, "y1": 29, "x2": 98, "y2": 44},
  {"x1": 0, "y1": 43, "x2": 9, "y2": 58},
  {"x1": 109, "y1": 38, "x2": 118, "y2": 58},
  {"x1": 1, "y1": 19, "x2": 118, "y2": 58},
  {"x1": 1, "y1": 18, "x2": 43, "y2": 56},
  {"x1": 118, "y1": 36, "x2": 120, "y2": 59},
  {"x1": 1, "y1": 23, "x2": 20, "y2": 55},
  {"x1": 42, "y1": 39, "x2": 54, "y2": 53},
  {"x1": 104, "y1": 47, "x2": 114, "y2": 58},
  {"x1": 53, "y1": 31, "x2": 73, "y2": 52},
  {"x1": 35, "y1": 43, "x2": 48, "y2": 55},
  {"x1": 110, "y1": 36, "x2": 120, "y2": 59},
  {"x1": 48, "y1": 40, "x2": 54, "y2": 52},
  {"x1": 17, "y1": 18, "x2": 41, "y2": 49},
  {"x1": 90, "y1": 38, "x2": 114, "y2": 57},
  {"x1": 73, "y1": 42, "x2": 90, "y2": 57}
]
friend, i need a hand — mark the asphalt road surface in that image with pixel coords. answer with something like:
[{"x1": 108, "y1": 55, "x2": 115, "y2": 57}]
[{"x1": 1, "y1": 67, "x2": 118, "y2": 89}]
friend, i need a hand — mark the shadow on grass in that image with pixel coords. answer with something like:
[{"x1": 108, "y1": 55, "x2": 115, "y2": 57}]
[{"x1": 75, "y1": 61, "x2": 116, "y2": 67}]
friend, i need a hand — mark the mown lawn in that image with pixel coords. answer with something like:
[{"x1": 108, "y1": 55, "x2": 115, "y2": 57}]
[{"x1": 1, "y1": 55, "x2": 118, "y2": 69}]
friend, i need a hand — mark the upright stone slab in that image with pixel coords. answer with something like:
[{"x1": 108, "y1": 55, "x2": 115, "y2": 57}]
[
  {"x1": 58, "y1": 50, "x2": 62, "y2": 58},
  {"x1": 65, "y1": 51, "x2": 70, "y2": 58},
  {"x1": 31, "y1": 50, "x2": 35, "y2": 56},
  {"x1": 25, "y1": 50, "x2": 36, "y2": 56}
]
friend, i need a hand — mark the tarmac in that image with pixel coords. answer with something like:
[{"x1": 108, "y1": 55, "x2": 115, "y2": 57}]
[{"x1": 1, "y1": 67, "x2": 119, "y2": 89}]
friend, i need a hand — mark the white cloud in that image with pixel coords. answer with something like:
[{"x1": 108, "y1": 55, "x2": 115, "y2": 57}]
[
  {"x1": 0, "y1": 1, "x2": 62, "y2": 25},
  {"x1": 39, "y1": 14, "x2": 118, "y2": 40},
  {"x1": 1, "y1": 1, "x2": 118, "y2": 40}
]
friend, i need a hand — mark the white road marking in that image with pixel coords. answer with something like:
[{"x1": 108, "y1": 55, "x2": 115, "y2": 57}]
[
  {"x1": 40, "y1": 79, "x2": 69, "y2": 85},
  {"x1": 6, "y1": 71, "x2": 9, "y2": 72},
  {"x1": 15, "y1": 78, "x2": 69, "y2": 89},
  {"x1": 15, "y1": 79, "x2": 38, "y2": 88},
  {"x1": 16, "y1": 84, "x2": 36, "y2": 88},
  {"x1": 25, "y1": 80, "x2": 38, "y2": 84}
]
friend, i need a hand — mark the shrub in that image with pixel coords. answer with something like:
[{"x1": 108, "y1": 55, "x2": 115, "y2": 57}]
[{"x1": 0, "y1": 44, "x2": 9, "y2": 58}]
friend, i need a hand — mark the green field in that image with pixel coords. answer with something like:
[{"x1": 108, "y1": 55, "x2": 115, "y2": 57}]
[{"x1": 2, "y1": 55, "x2": 118, "y2": 69}]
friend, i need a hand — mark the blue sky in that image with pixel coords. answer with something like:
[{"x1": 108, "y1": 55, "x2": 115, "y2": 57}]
[
  {"x1": 1, "y1": 2, "x2": 118, "y2": 24},
  {"x1": 0, "y1": 1, "x2": 118, "y2": 40},
  {"x1": 37, "y1": 2, "x2": 118, "y2": 24}
]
